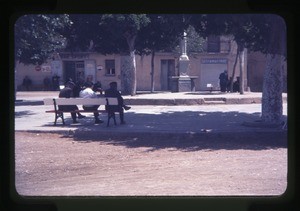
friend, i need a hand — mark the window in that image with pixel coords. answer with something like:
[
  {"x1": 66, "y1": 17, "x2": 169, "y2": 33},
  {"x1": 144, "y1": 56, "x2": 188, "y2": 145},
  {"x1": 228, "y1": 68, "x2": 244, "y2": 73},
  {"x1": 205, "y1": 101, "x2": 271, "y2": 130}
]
[
  {"x1": 75, "y1": 61, "x2": 84, "y2": 69},
  {"x1": 207, "y1": 35, "x2": 220, "y2": 53},
  {"x1": 105, "y1": 60, "x2": 115, "y2": 76}
]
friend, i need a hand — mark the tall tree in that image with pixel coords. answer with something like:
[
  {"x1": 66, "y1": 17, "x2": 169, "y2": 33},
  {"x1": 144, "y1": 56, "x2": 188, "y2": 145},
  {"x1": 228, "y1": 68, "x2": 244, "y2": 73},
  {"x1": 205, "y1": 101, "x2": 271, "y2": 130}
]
[
  {"x1": 191, "y1": 14, "x2": 287, "y2": 124},
  {"x1": 14, "y1": 14, "x2": 71, "y2": 99},
  {"x1": 98, "y1": 14, "x2": 150, "y2": 95},
  {"x1": 15, "y1": 14, "x2": 71, "y2": 65},
  {"x1": 136, "y1": 14, "x2": 186, "y2": 92},
  {"x1": 260, "y1": 14, "x2": 286, "y2": 124}
]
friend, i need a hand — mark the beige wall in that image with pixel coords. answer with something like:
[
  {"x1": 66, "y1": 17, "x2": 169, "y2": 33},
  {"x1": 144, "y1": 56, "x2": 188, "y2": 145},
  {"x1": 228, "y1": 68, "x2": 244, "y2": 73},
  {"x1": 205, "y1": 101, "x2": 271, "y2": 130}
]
[
  {"x1": 15, "y1": 61, "x2": 53, "y2": 91},
  {"x1": 15, "y1": 37, "x2": 255, "y2": 92},
  {"x1": 247, "y1": 51, "x2": 287, "y2": 93},
  {"x1": 247, "y1": 52, "x2": 266, "y2": 92}
]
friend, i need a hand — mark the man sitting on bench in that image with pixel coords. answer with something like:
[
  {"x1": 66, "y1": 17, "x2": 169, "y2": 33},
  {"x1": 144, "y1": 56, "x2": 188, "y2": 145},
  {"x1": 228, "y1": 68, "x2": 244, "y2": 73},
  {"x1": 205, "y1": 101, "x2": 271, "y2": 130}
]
[
  {"x1": 58, "y1": 81, "x2": 86, "y2": 124},
  {"x1": 79, "y1": 81, "x2": 104, "y2": 124},
  {"x1": 104, "y1": 82, "x2": 131, "y2": 124}
]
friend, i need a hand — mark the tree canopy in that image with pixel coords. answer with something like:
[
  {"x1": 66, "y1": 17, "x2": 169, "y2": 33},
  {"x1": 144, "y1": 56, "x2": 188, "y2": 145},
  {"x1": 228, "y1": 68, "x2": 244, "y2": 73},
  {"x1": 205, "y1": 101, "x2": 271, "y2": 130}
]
[{"x1": 14, "y1": 14, "x2": 72, "y2": 65}]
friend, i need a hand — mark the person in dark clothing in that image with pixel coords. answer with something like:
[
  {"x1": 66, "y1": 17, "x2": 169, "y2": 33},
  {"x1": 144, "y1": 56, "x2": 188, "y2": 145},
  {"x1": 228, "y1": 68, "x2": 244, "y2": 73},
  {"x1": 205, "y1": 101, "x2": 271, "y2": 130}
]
[
  {"x1": 233, "y1": 77, "x2": 240, "y2": 92},
  {"x1": 104, "y1": 82, "x2": 131, "y2": 124},
  {"x1": 43, "y1": 76, "x2": 51, "y2": 91},
  {"x1": 22, "y1": 76, "x2": 32, "y2": 91},
  {"x1": 58, "y1": 81, "x2": 85, "y2": 124},
  {"x1": 219, "y1": 70, "x2": 229, "y2": 92},
  {"x1": 52, "y1": 74, "x2": 60, "y2": 91},
  {"x1": 73, "y1": 80, "x2": 83, "y2": 98}
]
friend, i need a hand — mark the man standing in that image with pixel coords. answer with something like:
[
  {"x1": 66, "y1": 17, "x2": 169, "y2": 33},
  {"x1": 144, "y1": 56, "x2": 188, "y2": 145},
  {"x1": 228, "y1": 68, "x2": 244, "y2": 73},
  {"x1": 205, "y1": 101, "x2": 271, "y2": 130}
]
[
  {"x1": 219, "y1": 70, "x2": 229, "y2": 92},
  {"x1": 22, "y1": 75, "x2": 32, "y2": 91},
  {"x1": 52, "y1": 74, "x2": 60, "y2": 91},
  {"x1": 79, "y1": 82, "x2": 103, "y2": 124},
  {"x1": 105, "y1": 82, "x2": 131, "y2": 124}
]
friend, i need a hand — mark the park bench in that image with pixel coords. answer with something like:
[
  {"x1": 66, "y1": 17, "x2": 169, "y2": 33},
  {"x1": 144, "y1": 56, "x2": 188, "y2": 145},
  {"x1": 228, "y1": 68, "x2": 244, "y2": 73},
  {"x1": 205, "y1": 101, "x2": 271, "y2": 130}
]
[{"x1": 43, "y1": 97, "x2": 119, "y2": 127}]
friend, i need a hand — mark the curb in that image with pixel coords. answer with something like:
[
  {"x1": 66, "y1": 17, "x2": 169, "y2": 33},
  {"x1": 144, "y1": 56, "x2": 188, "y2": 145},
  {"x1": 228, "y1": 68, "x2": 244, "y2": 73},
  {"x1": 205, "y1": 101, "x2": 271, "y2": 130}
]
[{"x1": 15, "y1": 97, "x2": 265, "y2": 106}]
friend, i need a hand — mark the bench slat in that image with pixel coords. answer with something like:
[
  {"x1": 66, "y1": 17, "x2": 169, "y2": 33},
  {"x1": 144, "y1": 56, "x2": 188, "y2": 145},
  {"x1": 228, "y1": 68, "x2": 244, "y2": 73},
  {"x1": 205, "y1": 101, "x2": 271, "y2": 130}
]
[
  {"x1": 43, "y1": 97, "x2": 118, "y2": 106},
  {"x1": 46, "y1": 110, "x2": 107, "y2": 113}
]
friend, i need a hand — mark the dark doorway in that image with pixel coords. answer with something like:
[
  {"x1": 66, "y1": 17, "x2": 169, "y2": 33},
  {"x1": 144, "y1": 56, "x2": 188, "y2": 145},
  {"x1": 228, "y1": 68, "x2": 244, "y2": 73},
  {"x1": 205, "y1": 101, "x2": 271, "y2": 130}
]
[
  {"x1": 64, "y1": 61, "x2": 76, "y2": 83},
  {"x1": 160, "y1": 59, "x2": 175, "y2": 91},
  {"x1": 64, "y1": 61, "x2": 85, "y2": 83}
]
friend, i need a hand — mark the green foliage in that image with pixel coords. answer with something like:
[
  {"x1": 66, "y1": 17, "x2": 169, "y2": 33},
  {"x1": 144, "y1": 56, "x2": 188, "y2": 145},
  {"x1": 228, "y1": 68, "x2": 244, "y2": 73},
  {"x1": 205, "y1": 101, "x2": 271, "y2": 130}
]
[
  {"x1": 186, "y1": 25, "x2": 206, "y2": 53},
  {"x1": 135, "y1": 14, "x2": 185, "y2": 55},
  {"x1": 191, "y1": 14, "x2": 285, "y2": 56},
  {"x1": 15, "y1": 14, "x2": 72, "y2": 65},
  {"x1": 15, "y1": 14, "x2": 286, "y2": 65}
]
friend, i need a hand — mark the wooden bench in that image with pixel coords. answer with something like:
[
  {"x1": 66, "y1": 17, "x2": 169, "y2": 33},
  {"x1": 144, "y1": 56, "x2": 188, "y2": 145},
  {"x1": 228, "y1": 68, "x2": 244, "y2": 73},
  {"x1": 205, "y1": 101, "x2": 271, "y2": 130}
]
[{"x1": 43, "y1": 97, "x2": 119, "y2": 127}]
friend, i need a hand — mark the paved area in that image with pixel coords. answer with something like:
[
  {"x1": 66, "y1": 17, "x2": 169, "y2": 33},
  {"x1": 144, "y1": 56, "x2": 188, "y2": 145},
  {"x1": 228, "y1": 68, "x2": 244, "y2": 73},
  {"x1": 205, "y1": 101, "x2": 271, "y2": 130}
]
[
  {"x1": 16, "y1": 90, "x2": 288, "y2": 105},
  {"x1": 14, "y1": 91, "x2": 288, "y2": 135}
]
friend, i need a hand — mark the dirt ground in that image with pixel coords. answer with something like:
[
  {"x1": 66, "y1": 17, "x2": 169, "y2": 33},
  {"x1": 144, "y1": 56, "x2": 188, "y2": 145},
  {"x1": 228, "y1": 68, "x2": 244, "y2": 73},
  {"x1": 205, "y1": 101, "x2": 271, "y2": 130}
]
[{"x1": 14, "y1": 131, "x2": 287, "y2": 197}]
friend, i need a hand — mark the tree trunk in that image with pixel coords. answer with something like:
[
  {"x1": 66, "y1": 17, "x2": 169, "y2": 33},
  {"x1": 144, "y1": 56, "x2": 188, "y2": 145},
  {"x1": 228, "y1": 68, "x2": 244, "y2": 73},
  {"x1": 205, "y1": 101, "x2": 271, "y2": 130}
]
[
  {"x1": 120, "y1": 52, "x2": 136, "y2": 96},
  {"x1": 239, "y1": 49, "x2": 244, "y2": 94},
  {"x1": 229, "y1": 45, "x2": 240, "y2": 92},
  {"x1": 122, "y1": 32, "x2": 137, "y2": 96},
  {"x1": 261, "y1": 54, "x2": 284, "y2": 124},
  {"x1": 150, "y1": 50, "x2": 155, "y2": 93},
  {"x1": 261, "y1": 15, "x2": 286, "y2": 124}
]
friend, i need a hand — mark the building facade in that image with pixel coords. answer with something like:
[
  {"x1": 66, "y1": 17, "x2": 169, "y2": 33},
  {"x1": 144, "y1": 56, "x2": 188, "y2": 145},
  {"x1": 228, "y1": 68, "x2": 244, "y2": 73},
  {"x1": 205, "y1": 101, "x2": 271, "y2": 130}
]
[{"x1": 16, "y1": 36, "x2": 251, "y2": 92}]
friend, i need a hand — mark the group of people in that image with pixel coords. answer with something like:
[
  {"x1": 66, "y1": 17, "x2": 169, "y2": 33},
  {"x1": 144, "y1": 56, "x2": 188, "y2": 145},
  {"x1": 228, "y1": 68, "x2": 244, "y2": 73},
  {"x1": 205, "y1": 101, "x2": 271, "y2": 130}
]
[
  {"x1": 22, "y1": 75, "x2": 62, "y2": 91},
  {"x1": 59, "y1": 80, "x2": 131, "y2": 125},
  {"x1": 219, "y1": 70, "x2": 240, "y2": 93}
]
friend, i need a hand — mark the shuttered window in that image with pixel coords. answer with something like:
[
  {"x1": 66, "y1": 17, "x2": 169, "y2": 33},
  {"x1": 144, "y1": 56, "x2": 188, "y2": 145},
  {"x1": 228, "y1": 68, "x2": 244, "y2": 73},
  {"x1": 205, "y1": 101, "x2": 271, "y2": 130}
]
[{"x1": 105, "y1": 60, "x2": 115, "y2": 76}]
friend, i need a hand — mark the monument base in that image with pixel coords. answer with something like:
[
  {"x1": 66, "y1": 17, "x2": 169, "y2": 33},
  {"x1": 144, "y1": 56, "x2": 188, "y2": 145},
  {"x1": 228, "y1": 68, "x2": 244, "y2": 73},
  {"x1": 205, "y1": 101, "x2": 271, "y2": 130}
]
[
  {"x1": 170, "y1": 76, "x2": 198, "y2": 92},
  {"x1": 178, "y1": 77, "x2": 192, "y2": 92}
]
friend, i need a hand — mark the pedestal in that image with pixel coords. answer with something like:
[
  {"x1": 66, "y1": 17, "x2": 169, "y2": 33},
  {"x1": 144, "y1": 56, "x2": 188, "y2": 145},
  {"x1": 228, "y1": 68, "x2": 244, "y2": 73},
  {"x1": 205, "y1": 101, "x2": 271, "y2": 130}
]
[
  {"x1": 178, "y1": 77, "x2": 192, "y2": 92},
  {"x1": 170, "y1": 76, "x2": 198, "y2": 92},
  {"x1": 179, "y1": 60, "x2": 189, "y2": 76}
]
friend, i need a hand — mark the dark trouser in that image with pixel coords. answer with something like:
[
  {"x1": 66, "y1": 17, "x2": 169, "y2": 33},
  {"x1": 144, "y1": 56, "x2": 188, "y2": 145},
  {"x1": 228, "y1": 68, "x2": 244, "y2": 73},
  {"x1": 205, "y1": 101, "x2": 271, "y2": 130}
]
[
  {"x1": 220, "y1": 83, "x2": 227, "y2": 92},
  {"x1": 82, "y1": 105, "x2": 100, "y2": 120},
  {"x1": 58, "y1": 105, "x2": 78, "y2": 122},
  {"x1": 106, "y1": 105, "x2": 124, "y2": 123}
]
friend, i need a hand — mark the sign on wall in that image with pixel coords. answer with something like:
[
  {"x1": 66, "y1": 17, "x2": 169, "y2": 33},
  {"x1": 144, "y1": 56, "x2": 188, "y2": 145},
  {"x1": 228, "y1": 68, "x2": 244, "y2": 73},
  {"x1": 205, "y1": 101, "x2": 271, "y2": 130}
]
[
  {"x1": 201, "y1": 58, "x2": 228, "y2": 64},
  {"x1": 41, "y1": 65, "x2": 51, "y2": 72},
  {"x1": 200, "y1": 58, "x2": 228, "y2": 90}
]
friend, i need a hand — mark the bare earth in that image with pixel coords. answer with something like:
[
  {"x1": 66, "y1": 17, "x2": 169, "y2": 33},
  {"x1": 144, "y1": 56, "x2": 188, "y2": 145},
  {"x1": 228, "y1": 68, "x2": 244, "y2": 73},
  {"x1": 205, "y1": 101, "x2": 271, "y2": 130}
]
[{"x1": 14, "y1": 131, "x2": 287, "y2": 197}]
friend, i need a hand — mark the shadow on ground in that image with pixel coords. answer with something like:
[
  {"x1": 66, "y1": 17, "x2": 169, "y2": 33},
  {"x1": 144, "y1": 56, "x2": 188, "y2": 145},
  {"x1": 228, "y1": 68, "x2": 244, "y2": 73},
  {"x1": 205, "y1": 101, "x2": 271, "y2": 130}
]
[
  {"x1": 71, "y1": 131, "x2": 287, "y2": 152},
  {"x1": 15, "y1": 110, "x2": 36, "y2": 118},
  {"x1": 49, "y1": 110, "x2": 288, "y2": 152}
]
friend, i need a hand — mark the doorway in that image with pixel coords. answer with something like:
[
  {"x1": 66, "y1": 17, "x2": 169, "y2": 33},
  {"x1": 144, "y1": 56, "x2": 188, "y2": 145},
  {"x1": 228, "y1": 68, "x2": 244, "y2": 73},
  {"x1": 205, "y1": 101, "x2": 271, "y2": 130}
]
[
  {"x1": 63, "y1": 61, "x2": 85, "y2": 83},
  {"x1": 160, "y1": 59, "x2": 175, "y2": 91}
]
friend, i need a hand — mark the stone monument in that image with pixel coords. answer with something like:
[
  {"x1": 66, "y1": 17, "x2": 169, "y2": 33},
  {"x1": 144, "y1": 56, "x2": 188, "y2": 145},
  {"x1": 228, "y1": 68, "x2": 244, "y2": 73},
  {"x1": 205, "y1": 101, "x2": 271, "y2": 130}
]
[{"x1": 171, "y1": 32, "x2": 197, "y2": 92}]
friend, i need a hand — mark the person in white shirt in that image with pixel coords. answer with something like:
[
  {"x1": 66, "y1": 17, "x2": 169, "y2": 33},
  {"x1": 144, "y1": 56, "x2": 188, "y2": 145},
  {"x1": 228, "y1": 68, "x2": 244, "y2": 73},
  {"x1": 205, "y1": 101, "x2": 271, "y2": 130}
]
[{"x1": 79, "y1": 81, "x2": 103, "y2": 124}]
